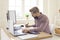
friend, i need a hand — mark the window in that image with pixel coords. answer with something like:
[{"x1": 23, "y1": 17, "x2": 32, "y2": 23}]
[{"x1": 9, "y1": 0, "x2": 43, "y2": 20}]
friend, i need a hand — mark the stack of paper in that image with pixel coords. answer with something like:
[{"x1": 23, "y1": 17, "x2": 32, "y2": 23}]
[{"x1": 18, "y1": 34, "x2": 38, "y2": 40}]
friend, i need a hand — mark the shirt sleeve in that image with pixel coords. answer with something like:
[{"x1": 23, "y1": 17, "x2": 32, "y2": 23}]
[
  {"x1": 39, "y1": 20, "x2": 49, "y2": 31},
  {"x1": 29, "y1": 19, "x2": 49, "y2": 32}
]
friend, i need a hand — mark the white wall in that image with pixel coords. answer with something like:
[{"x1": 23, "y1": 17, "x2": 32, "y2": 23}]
[
  {"x1": 48, "y1": 0, "x2": 57, "y2": 24},
  {"x1": 43, "y1": 0, "x2": 57, "y2": 24},
  {"x1": 57, "y1": 0, "x2": 60, "y2": 11},
  {"x1": 0, "y1": 0, "x2": 8, "y2": 28},
  {"x1": 0, "y1": 0, "x2": 8, "y2": 39}
]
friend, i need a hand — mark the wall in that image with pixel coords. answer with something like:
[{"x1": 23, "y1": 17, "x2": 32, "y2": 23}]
[
  {"x1": 0, "y1": 0, "x2": 8, "y2": 39},
  {"x1": 0, "y1": 0, "x2": 8, "y2": 29},
  {"x1": 57, "y1": 0, "x2": 60, "y2": 11},
  {"x1": 43, "y1": 0, "x2": 57, "y2": 24}
]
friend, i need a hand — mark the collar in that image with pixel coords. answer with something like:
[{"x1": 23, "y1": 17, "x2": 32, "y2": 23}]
[{"x1": 37, "y1": 12, "x2": 43, "y2": 19}]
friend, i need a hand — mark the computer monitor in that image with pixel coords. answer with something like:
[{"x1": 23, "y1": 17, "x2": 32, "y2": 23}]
[
  {"x1": 7, "y1": 10, "x2": 26, "y2": 36},
  {"x1": 7, "y1": 10, "x2": 16, "y2": 34},
  {"x1": 7, "y1": 10, "x2": 16, "y2": 24}
]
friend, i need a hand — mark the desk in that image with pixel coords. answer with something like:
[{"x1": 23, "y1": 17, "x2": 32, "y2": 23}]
[
  {"x1": 37, "y1": 32, "x2": 52, "y2": 39},
  {"x1": 17, "y1": 32, "x2": 52, "y2": 40},
  {"x1": 1, "y1": 25, "x2": 52, "y2": 40},
  {"x1": 2, "y1": 28, "x2": 52, "y2": 40}
]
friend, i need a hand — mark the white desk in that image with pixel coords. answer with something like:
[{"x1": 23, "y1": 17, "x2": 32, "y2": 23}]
[
  {"x1": 1, "y1": 26, "x2": 52, "y2": 40},
  {"x1": 4, "y1": 30, "x2": 52, "y2": 40}
]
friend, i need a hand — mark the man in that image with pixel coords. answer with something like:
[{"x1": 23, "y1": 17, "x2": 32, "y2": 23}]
[{"x1": 22, "y1": 7, "x2": 51, "y2": 34}]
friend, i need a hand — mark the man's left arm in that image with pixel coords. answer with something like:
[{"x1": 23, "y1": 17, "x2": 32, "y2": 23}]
[
  {"x1": 41, "y1": 20, "x2": 49, "y2": 32},
  {"x1": 29, "y1": 19, "x2": 49, "y2": 32}
]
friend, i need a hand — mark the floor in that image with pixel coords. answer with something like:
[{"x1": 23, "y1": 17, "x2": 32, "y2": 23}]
[{"x1": 1, "y1": 29, "x2": 10, "y2": 40}]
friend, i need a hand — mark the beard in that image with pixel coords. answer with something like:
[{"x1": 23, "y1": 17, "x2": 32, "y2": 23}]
[{"x1": 34, "y1": 16, "x2": 38, "y2": 19}]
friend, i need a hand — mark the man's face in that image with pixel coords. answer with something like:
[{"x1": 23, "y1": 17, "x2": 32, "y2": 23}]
[
  {"x1": 31, "y1": 12, "x2": 39, "y2": 19},
  {"x1": 32, "y1": 13, "x2": 37, "y2": 17},
  {"x1": 31, "y1": 12, "x2": 37, "y2": 17}
]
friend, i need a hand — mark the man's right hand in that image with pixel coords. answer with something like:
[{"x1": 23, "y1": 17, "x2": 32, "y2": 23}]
[
  {"x1": 25, "y1": 23, "x2": 33, "y2": 27},
  {"x1": 25, "y1": 23, "x2": 29, "y2": 27},
  {"x1": 22, "y1": 28, "x2": 30, "y2": 33}
]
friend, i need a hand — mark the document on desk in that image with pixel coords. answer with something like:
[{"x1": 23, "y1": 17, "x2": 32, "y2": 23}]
[
  {"x1": 17, "y1": 27, "x2": 34, "y2": 34},
  {"x1": 17, "y1": 28, "x2": 26, "y2": 34},
  {"x1": 18, "y1": 34, "x2": 38, "y2": 40}
]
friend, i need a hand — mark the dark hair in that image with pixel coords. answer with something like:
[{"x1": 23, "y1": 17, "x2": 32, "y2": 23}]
[{"x1": 29, "y1": 7, "x2": 39, "y2": 13}]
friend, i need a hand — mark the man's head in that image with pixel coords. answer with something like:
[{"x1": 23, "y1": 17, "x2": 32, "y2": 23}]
[{"x1": 29, "y1": 7, "x2": 40, "y2": 18}]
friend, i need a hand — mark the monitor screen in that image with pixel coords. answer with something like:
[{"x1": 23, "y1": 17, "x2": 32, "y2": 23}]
[
  {"x1": 7, "y1": 10, "x2": 16, "y2": 24},
  {"x1": 7, "y1": 10, "x2": 16, "y2": 34}
]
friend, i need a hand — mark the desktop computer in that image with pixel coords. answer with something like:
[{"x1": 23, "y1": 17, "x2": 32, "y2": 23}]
[{"x1": 7, "y1": 10, "x2": 26, "y2": 36}]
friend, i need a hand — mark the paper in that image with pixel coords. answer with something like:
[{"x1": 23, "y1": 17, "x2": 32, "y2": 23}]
[
  {"x1": 17, "y1": 29, "x2": 25, "y2": 34},
  {"x1": 18, "y1": 34, "x2": 38, "y2": 40},
  {"x1": 22, "y1": 27, "x2": 34, "y2": 30}
]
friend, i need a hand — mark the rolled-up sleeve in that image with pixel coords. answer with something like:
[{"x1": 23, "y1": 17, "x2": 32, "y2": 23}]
[{"x1": 29, "y1": 19, "x2": 49, "y2": 32}]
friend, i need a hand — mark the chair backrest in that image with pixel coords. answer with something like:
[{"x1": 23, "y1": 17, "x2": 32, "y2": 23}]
[{"x1": 49, "y1": 24, "x2": 55, "y2": 34}]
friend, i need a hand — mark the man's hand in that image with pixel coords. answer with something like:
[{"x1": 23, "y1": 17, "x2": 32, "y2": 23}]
[
  {"x1": 25, "y1": 23, "x2": 32, "y2": 27},
  {"x1": 22, "y1": 28, "x2": 30, "y2": 33},
  {"x1": 25, "y1": 23, "x2": 30, "y2": 27}
]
